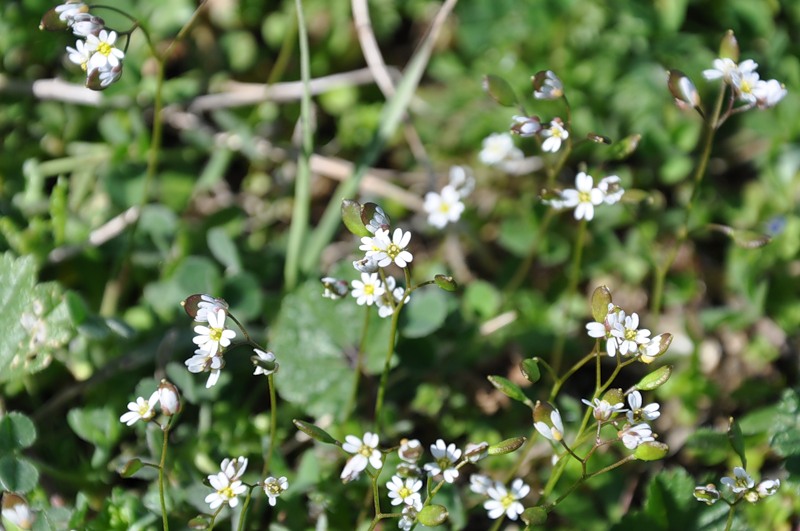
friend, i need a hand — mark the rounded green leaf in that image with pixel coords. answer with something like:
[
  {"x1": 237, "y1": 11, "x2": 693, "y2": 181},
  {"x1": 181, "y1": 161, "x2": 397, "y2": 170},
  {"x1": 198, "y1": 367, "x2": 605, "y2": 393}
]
[
  {"x1": 0, "y1": 455, "x2": 39, "y2": 493},
  {"x1": 522, "y1": 506, "x2": 548, "y2": 525},
  {"x1": 341, "y1": 199, "x2": 370, "y2": 237},
  {"x1": 590, "y1": 286, "x2": 612, "y2": 323},
  {"x1": 634, "y1": 441, "x2": 669, "y2": 461},
  {"x1": 119, "y1": 458, "x2": 145, "y2": 478},
  {"x1": 434, "y1": 274, "x2": 458, "y2": 292},
  {"x1": 0, "y1": 412, "x2": 37, "y2": 451}
]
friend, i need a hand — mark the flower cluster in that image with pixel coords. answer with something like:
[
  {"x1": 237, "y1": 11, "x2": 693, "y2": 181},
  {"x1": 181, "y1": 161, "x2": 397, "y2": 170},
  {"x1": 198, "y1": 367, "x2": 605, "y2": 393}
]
[
  {"x1": 204, "y1": 457, "x2": 289, "y2": 511},
  {"x1": 470, "y1": 474, "x2": 530, "y2": 521},
  {"x1": 41, "y1": 2, "x2": 127, "y2": 90},
  {"x1": 544, "y1": 172, "x2": 625, "y2": 221},
  {"x1": 693, "y1": 467, "x2": 780, "y2": 506},
  {"x1": 586, "y1": 302, "x2": 671, "y2": 362},
  {"x1": 423, "y1": 165, "x2": 474, "y2": 229},
  {"x1": 119, "y1": 380, "x2": 181, "y2": 426},
  {"x1": 478, "y1": 132, "x2": 523, "y2": 167},
  {"x1": 703, "y1": 57, "x2": 786, "y2": 110}
]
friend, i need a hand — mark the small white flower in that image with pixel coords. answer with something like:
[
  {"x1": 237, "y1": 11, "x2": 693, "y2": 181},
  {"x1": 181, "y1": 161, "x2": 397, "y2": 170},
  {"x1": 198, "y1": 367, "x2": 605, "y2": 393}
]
[
  {"x1": 424, "y1": 185, "x2": 465, "y2": 229},
  {"x1": 386, "y1": 475, "x2": 423, "y2": 506},
  {"x1": 423, "y1": 439, "x2": 462, "y2": 483},
  {"x1": 398, "y1": 439, "x2": 423, "y2": 463},
  {"x1": 352, "y1": 255, "x2": 380, "y2": 274},
  {"x1": 448, "y1": 165, "x2": 475, "y2": 197},
  {"x1": 340, "y1": 432, "x2": 382, "y2": 481},
  {"x1": 534, "y1": 70, "x2": 563, "y2": 100},
  {"x1": 220, "y1": 456, "x2": 248, "y2": 481},
  {"x1": 609, "y1": 312, "x2": 651, "y2": 356},
  {"x1": 484, "y1": 478, "x2": 530, "y2": 520},
  {"x1": 85, "y1": 30, "x2": 125, "y2": 70},
  {"x1": 192, "y1": 309, "x2": 236, "y2": 355},
  {"x1": 399, "y1": 504, "x2": 421, "y2": 531},
  {"x1": 464, "y1": 441, "x2": 489, "y2": 463},
  {"x1": 66, "y1": 39, "x2": 92, "y2": 71},
  {"x1": 55, "y1": 1, "x2": 87, "y2": 23},
  {"x1": 540, "y1": 119, "x2": 569, "y2": 153},
  {"x1": 69, "y1": 12, "x2": 104, "y2": 37},
  {"x1": 639, "y1": 333, "x2": 669, "y2": 363},
  {"x1": 119, "y1": 391, "x2": 159, "y2": 426},
  {"x1": 598, "y1": 175, "x2": 625, "y2": 204},
  {"x1": 510, "y1": 115, "x2": 542, "y2": 137},
  {"x1": 753, "y1": 79, "x2": 787, "y2": 109},
  {"x1": 377, "y1": 285, "x2": 409, "y2": 318},
  {"x1": 581, "y1": 397, "x2": 625, "y2": 422},
  {"x1": 721, "y1": 467, "x2": 754, "y2": 494},
  {"x1": 205, "y1": 471, "x2": 247, "y2": 510},
  {"x1": 185, "y1": 348, "x2": 224, "y2": 388},
  {"x1": 693, "y1": 484, "x2": 720, "y2": 505},
  {"x1": 369, "y1": 228, "x2": 414, "y2": 268},
  {"x1": 560, "y1": 172, "x2": 604, "y2": 221},
  {"x1": 626, "y1": 391, "x2": 661, "y2": 422},
  {"x1": 470, "y1": 474, "x2": 495, "y2": 495},
  {"x1": 351, "y1": 272, "x2": 385, "y2": 306},
  {"x1": 731, "y1": 68, "x2": 761, "y2": 103},
  {"x1": 321, "y1": 276, "x2": 350, "y2": 298},
  {"x1": 252, "y1": 348, "x2": 277, "y2": 376},
  {"x1": 702, "y1": 57, "x2": 744, "y2": 83},
  {"x1": 1, "y1": 494, "x2": 35, "y2": 530},
  {"x1": 194, "y1": 294, "x2": 229, "y2": 323},
  {"x1": 534, "y1": 409, "x2": 565, "y2": 442},
  {"x1": 756, "y1": 478, "x2": 780, "y2": 498},
  {"x1": 479, "y1": 132, "x2": 523, "y2": 166},
  {"x1": 618, "y1": 423, "x2": 654, "y2": 449},
  {"x1": 157, "y1": 380, "x2": 181, "y2": 416},
  {"x1": 262, "y1": 476, "x2": 288, "y2": 506}
]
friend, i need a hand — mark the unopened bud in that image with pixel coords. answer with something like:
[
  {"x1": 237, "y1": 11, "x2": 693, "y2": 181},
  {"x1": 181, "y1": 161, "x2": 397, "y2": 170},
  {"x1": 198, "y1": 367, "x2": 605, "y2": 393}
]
[
  {"x1": 464, "y1": 441, "x2": 489, "y2": 462},
  {"x1": 488, "y1": 436, "x2": 526, "y2": 456},
  {"x1": 157, "y1": 379, "x2": 182, "y2": 416},
  {"x1": 417, "y1": 504, "x2": 449, "y2": 527},
  {"x1": 1, "y1": 493, "x2": 34, "y2": 530},
  {"x1": 634, "y1": 441, "x2": 669, "y2": 461}
]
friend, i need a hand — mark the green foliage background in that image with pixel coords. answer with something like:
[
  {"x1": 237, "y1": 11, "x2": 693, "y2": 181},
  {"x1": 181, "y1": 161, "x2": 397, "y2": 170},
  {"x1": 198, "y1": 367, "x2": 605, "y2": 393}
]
[{"x1": 1, "y1": 0, "x2": 799, "y2": 529}]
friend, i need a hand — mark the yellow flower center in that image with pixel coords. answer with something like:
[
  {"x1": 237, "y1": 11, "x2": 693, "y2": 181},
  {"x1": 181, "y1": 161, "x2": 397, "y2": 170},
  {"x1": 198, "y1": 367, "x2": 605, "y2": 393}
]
[
  {"x1": 364, "y1": 285, "x2": 374, "y2": 295},
  {"x1": 220, "y1": 486, "x2": 234, "y2": 499},
  {"x1": 358, "y1": 445, "x2": 373, "y2": 458},
  {"x1": 209, "y1": 327, "x2": 223, "y2": 342},
  {"x1": 387, "y1": 243, "x2": 401, "y2": 259},
  {"x1": 97, "y1": 42, "x2": 113, "y2": 57},
  {"x1": 624, "y1": 329, "x2": 637, "y2": 341},
  {"x1": 399, "y1": 486, "x2": 412, "y2": 499},
  {"x1": 438, "y1": 203, "x2": 451, "y2": 214},
  {"x1": 501, "y1": 493, "x2": 515, "y2": 508},
  {"x1": 266, "y1": 482, "x2": 281, "y2": 495},
  {"x1": 578, "y1": 191, "x2": 591, "y2": 203}
]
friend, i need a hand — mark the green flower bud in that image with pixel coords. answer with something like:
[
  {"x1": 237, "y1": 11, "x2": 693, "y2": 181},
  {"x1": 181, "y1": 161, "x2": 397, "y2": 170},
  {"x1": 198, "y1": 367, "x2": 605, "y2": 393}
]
[
  {"x1": 417, "y1": 504, "x2": 449, "y2": 527},
  {"x1": 488, "y1": 436, "x2": 526, "y2": 456},
  {"x1": 434, "y1": 274, "x2": 458, "y2": 292},
  {"x1": 591, "y1": 285, "x2": 613, "y2": 322},
  {"x1": 635, "y1": 365, "x2": 673, "y2": 391},
  {"x1": 634, "y1": 441, "x2": 669, "y2": 461}
]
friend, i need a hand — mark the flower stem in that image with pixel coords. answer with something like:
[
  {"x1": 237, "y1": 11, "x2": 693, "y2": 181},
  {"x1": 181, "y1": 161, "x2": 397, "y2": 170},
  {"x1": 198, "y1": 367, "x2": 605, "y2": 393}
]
[
  {"x1": 235, "y1": 488, "x2": 254, "y2": 531},
  {"x1": 265, "y1": 374, "x2": 278, "y2": 473},
  {"x1": 346, "y1": 306, "x2": 372, "y2": 419},
  {"x1": 374, "y1": 291, "x2": 406, "y2": 432},
  {"x1": 158, "y1": 423, "x2": 170, "y2": 531},
  {"x1": 724, "y1": 503, "x2": 736, "y2": 531}
]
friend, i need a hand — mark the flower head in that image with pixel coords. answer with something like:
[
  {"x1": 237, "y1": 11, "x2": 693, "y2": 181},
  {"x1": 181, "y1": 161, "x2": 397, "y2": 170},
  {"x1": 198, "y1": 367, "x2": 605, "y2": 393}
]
[
  {"x1": 693, "y1": 484, "x2": 720, "y2": 505},
  {"x1": 560, "y1": 172, "x2": 603, "y2": 221},
  {"x1": 398, "y1": 438, "x2": 424, "y2": 463},
  {"x1": 366, "y1": 228, "x2": 414, "y2": 268},
  {"x1": 220, "y1": 456, "x2": 248, "y2": 481},
  {"x1": 157, "y1": 379, "x2": 181, "y2": 416},
  {"x1": 352, "y1": 255, "x2": 380, "y2": 274},
  {"x1": 540, "y1": 119, "x2": 569, "y2": 153},
  {"x1": 479, "y1": 133, "x2": 523, "y2": 166},
  {"x1": 423, "y1": 439, "x2": 462, "y2": 483},
  {"x1": 424, "y1": 185, "x2": 465, "y2": 229},
  {"x1": 66, "y1": 39, "x2": 92, "y2": 71},
  {"x1": 193, "y1": 309, "x2": 236, "y2": 356},
  {"x1": 534, "y1": 409, "x2": 565, "y2": 442},
  {"x1": 533, "y1": 70, "x2": 564, "y2": 100},
  {"x1": 55, "y1": 1, "x2": 88, "y2": 23},
  {"x1": 448, "y1": 165, "x2": 475, "y2": 197},
  {"x1": 119, "y1": 391, "x2": 159, "y2": 426},
  {"x1": 1, "y1": 494, "x2": 35, "y2": 530},
  {"x1": 70, "y1": 12, "x2": 104, "y2": 37},
  {"x1": 618, "y1": 423, "x2": 654, "y2": 449},
  {"x1": 484, "y1": 478, "x2": 530, "y2": 520},
  {"x1": 185, "y1": 348, "x2": 224, "y2": 388},
  {"x1": 376, "y1": 276, "x2": 410, "y2": 319},
  {"x1": 85, "y1": 30, "x2": 125, "y2": 70},
  {"x1": 756, "y1": 478, "x2": 780, "y2": 498},
  {"x1": 387, "y1": 475, "x2": 423, "y2": 507},
  {"x1": 626, "y1": 391, "x2": 660, "y2": 423},
  {"x1": 598, "y1": 175, "x2": 625, "y2": 204},
  {"x1": 609, "y1": 312, "x2": 651, "y2": 357},
  {"x1": 510, "y1": 115, "x2": 542, "y2": 137},
  {"x1": 753, "y1": 79, "x2": 787, "y2": 109},
  {"x1": 252, "y1": 348, "x2": 277, "y2": 376},
  {"x1": 205, "y1": 471, "x2": 247, "y2": 510},
  {"x1": 194, "y1": 295, "x2": 229, "y2": 323},
  {"x1": 582, "y1": 397, "x2": 625, "y2": 422},
  {"x1": 262, "y1": 476, "x2": 288, "y2": 506},
  {"x1": 351, "y1": 272, "x2": 385, "y2": 306},
  {"x1": 721, "y1": 467, "x2": 754, "y2": 494},
  {"x1": 341, "y1": 432, "x2": 382, "y2": 482}
]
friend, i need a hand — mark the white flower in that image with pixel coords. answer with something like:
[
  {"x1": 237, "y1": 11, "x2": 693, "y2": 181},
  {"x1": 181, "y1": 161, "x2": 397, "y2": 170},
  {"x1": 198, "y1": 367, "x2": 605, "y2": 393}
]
[
  {"x1": 398, "y1": 439, "x2": 423, "y2": 463},
  {"x1": 731, "y1": 67, "x2": 761, "y2": 103},
  {"x1": 609, "y1": 312, "x2": 651, "y2": 357},
  {"x1": 194, "y1": 294, "x2": 229, "y2": 323},
  {"x1": 85, "y1": 30, "x2": 125, "y2": 70},
  {"x1": 721, "y1": 467, "x2": 754, "y2": 493},
  {"x1": 534, "y1": 409, "x2": 565, "y2": 442},
  {"x1": 582, "y1": 397, "x2": 625, "y2": 422},
  {"x1": 540, "y1": 119, "x2": 569, "y2": 153},
  {"x1": 560, "y1": 172, "x2": 603, "y2": 221},
  {"x1": 352, "y1": 255, "x2": 380, "y2": 274},
  {"x1": 693, "y1": 484, "x2": 720, "y2": 505},
  {"x1": 470, "y1": 474, "x2": 495, "y2": 495},
  {"x1": 340, "y1": 432, "x2": 382, "y2": 481},
  {"x1": 252, "y1": 348, "x2": 277, "y2": 376},
  {"x1": 185, "y1": 348, "x2": 224, "y2": 388},
  {"x1": 399, "y1": 504, "x2": 421, "y2": 531},
  {"x1": 386, "y1": 475, "x2": 423, "y2": 506},
  {"x1": 534, "y1": 70, "x2": 563, "y2": 100},
  {"x1": 448, "y1": 165, "x2": 475, "y2": 197},
  {"x1": 639, "y1": 333, "x2": 669, "y2": 363},
  {"x1": 365, "y1": 205, "x2": 391, "y2": 234},
  {"x1": 702, "y1": 57, "x2": 745, "y2": 83},
  {"x1": 70, "y1": 12, "x2": 104, "y2": 37},
  {"x1": 321, "y1": 276, "x2": 350, "y2": 298},
  {"x1": 205, "y1": 471, "x2": 247, "y2": 510},
  {"x1": 424, "y1": 185, "x2": 465, "y2": 229},
  {"x1": 192, "y1": 308, "x2": 236, "y2": 356},
  {"x1": 753, "y1": 79, "x2": 787, "y2": 109},
  {"x1": 618, "y1": 423, "x2": 654, "y2": 449},
  {"x1": 423, "y1": 439, "x2": 462, "y2": 483},
  {"x1": 510, "y1": 115, "x2": 542, "y2": 137},
  {"x1": 374, "y1": 276, "x2": 409, "y2": 318},
  {"x1": 479, "y1": 132, "x2": 523, "y2": 166},
  {"x1": 484, "y1": 478, "x2": 529, "y2": 520},
  {"x1": 598, "y1": 175, "x2": 625, "y2": 204},
  {"x1": 262, "y1": 476, "x2": 288, "y2": 506},
  {"x1": 351, "y1": 272, "x2": 385, "y2": 306},
  {"x1": 756, "y1": 478, "x2": 780, "y2": 498},
  {"x1": 220, "y1": 456, "x2": 248, "y2": 481},
  {"x1": 119, "y1": 391, "x2": 159, "y2": 426},
  {"x1": 66, "y1": 39, "x2": 92, "y2": 71},
  {"x1": 1, "y1": 494, "x2": 35, "y2": 530},
  {"x1": 157, "y1": 380, "x2": 181, "y2": 416},
  {"x1": 55, "y1": 1, "x2": 87, "y2": 23},
  {"x1": 367, "y1": 228, "x2": 414, "y2": 268},
  {"x1": 464, "y1": 441, "x2": 489, "y2": 463},
  {"x1": 626, "y1": 391, "x2": 660, "y2": 422}
]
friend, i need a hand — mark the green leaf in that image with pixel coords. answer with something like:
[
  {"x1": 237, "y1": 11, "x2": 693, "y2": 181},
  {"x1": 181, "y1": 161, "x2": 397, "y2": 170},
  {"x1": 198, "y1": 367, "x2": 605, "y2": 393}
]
[
  {"x1": 293, "y1": 419, "x2": 339, "y2": 445},
  {"x1": 463, "y1": 280, "x2": 501, "y2": 319},
  {"x1": 207, "y1": 227, "x2": 242, "y2": 274},
  {"x1": 520, "y1": 358, "x2": 540, "y2": 384},
  {"x1": 0, "y1": 253, "x2": 74, "y2": 384},
  {"x1": 0, "y1": 455, "x2": 39, "y2": 493},
  {"x1": 642, "y1": 468, "x2": 703, "y2": 528},
  {"x1": 417, "y1": 504, "x2": 449, "y2": 527},
  {"x1": 607, "y1": 134, "x2": 641, "y2": 161},
  {"x1": 684, "y1": 428, "x2": 729, "y2": 465},
  {"x1": 0, "y1": 412, "x2": 37, "y2": 451},
  {"x1": 487, "y1": 375, "x2": 529, "y2": 404},
  {"x1": 119, "y1": 458, "x2": 145, "y2": 478},
  {"x1": 33, "y1": 507, "x2": 73, "y2": 531},
  {"x1": 727, "y1": 417, "x2": 747, "y2": 469},
  {"x1": 401, "y1": 288, "x2": 449, "y2": 338},
  {"x1": 771, "y1": 389, "x2": 800, "y2": 458},
  {"x1": 482, "y1": 74, "x2": 519, "y2": 107},
  {"x1": 67, "y1": 407, "x2": 121, "y2": 449},
  {"x1": 271, "y1": 281, "x2": 389, "y2": 418},
  {"x1": 341, "y1": 199, "x2": 369, "y2": 237},
  {"x1": 434, "y1": 274, "x2": 458, "y2": 292},
  {"x1": 635, "y1": 365, "x2": 673, "y2": 391}
]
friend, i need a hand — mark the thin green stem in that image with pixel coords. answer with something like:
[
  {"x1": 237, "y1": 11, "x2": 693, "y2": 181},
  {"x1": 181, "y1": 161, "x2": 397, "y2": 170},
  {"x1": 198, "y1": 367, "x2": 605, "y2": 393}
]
[
  {"x1": 265, "y1": 374, "x2": 278, "y2": 473},
  {"x1": 346, "y1": 306, "x2": 372, "y2": 419},
  {"x1": 549, "y1": 349, "x2": 596, "y2": 401},
  {"x1": 651, "y1": 82, "x2": 727, "y2": 321},
  {"x1": 488, "y1": 516, "x2": 505, "y2": 531},
  {"x1": 545, "y1": 455, "x2": 636, "y2": 511},
  {"x1": 374, "y1": 280, "x2": 408, "y2": 432},
  {"x1": 551, "y1": 218, "x2": 588, "y2": 374},
  {"x1": 284, "y1": 0, "x2": 313, "y2": 289},
  {"x1": 158, "y1": 423, "x2": 170, "y2": 531},
  {"x1": 267, "y1": 8, "x2": 297, "y2": 85},
  {"x1": 235, "y1": 488, "x2": 254, "y2": 531},
  {"x1": 724, "y1": 503, "x2": 736, "y2": 531}
]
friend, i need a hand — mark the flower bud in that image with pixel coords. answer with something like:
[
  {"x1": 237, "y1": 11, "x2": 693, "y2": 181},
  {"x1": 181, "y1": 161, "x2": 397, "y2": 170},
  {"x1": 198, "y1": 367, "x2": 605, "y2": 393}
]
[
  {"x1": 635, "y1": 365, "x2": 673, "y2": 391},
  {"x1": 293, "y1": 419, "x2": 337, "y2": 445},
  {"x1": 668, "y1": 69, "x2": 702, "y2": 114},
  {"x1": 361, "y1": 202, "x2": 391, "y2": 234},
  {"x1": 434, "y1": 274, "x2": 458, "y2": 292},
  {"x1": 417, "y1": 504, "x2": 449, "y2": 527},
  {"x1": 719, "y1": 30, "x2": 739, "y2": 62},
  {"x1": 693, "y1": 485, "x2": 720, "y2": 505},
  {"x1": 252, "y1": 348, "x2": 278, "y2": 376},
  {"x1": 590, "y1": 286, "x2": 613, "y2": 323},
  {"x1": 1, "y1": 493, "x2": 34, "y2": 530},
  {"x1": 321, "y1": 277, "x2": 349, "y2": 299},
  {"x1": 633, "y1": 441, "x2": 669, "y2": 461},
  {"x1": 639, "y1": 333, "x2": 673, "y2": 364},
  {"x1": 532, "y1": 70, "x2": 564, "y2": 100},
  {"x1": 520, "y1": 358, "x2": 540, "y2": 383},
  {"x1": 488, "y1": 436, "x2": 526, "y2": 456},
  {"x1": 398, "y1": 438, "x2": 424, "y2": 463},
  {"x1": 157, "y1": 379, "x2": 182, "y2": 416},
  {"x1": 464, "y1": 441, "x2": 489, "y2": 462}
]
